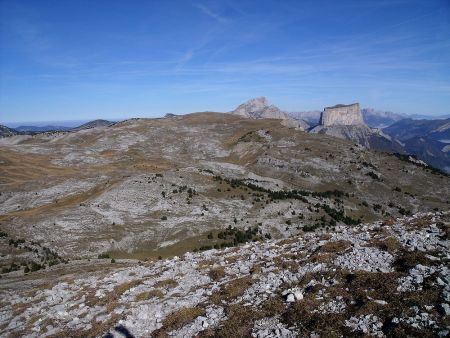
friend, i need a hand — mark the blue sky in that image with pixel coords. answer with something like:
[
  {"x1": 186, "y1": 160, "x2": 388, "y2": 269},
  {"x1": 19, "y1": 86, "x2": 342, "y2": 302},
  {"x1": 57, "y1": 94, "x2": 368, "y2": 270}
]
[{"x1": 0, "y1": 0, "x2": 449, "y2": 123}]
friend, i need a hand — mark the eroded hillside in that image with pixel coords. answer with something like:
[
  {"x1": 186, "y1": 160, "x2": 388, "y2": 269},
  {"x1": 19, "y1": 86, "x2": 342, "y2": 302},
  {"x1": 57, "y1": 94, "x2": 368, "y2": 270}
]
[{"x1": 0, "y1": 113, "x2": 448, "y2": 263}]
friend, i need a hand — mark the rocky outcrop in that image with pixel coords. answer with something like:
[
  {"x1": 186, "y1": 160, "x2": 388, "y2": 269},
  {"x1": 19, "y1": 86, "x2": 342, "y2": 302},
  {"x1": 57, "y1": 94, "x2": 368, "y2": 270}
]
[
  {"x1": 230, "y1": 97, "x2": 309, "y2": 130},
  {"x1": 0, "y1": 125, "x2": 19, "y2": 137},
  {"x1": 291, "y1": 108, "x2": 406, "y2": 129},
  {"x1": 1, "y1": 212, "x2": 448, "y2": 337},
  {"x1": 320, "y1": 103, "x2": 364, "y2": 126},
  {"x1": 382, "y1": 118, "x2": 450, "y2": 173},
  {"x1": 310, "y1": 103, "x2": 404, "y2": 153},
  {"x1": 14, "y1": 125, "x2": 71, "y2": 132}
]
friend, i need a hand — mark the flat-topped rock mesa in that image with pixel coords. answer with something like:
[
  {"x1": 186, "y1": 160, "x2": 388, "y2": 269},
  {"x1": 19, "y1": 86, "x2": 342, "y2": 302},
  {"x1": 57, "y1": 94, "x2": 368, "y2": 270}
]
[
  {"x1": 230, "y1": 97, "x2": 309, "y2": 130},
  {"x1": 310, "y1": 102, "x2": 404, "y2": 152},
  {"x1": 320, "y1": 103, "x2": 365, "y2": 126}
]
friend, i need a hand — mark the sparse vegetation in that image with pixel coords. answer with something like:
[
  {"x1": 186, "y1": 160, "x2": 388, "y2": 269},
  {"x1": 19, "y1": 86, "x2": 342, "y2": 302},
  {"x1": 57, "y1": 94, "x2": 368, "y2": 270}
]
[
  {"x1": 154, "y1": 278, "x2": 178, "y2": 289},
  {"x1": 135, "y1": 289, "x2": 164, "y2": 302},
  {"x1": 210, "y1": 276, "x2": 253, "y2": 304},
  {"x1": 208, "y1": 266, "x2": 225, "y2": 281},
  {"x1": 159, "y1": 306, "x2": 205, "y2": 333}
]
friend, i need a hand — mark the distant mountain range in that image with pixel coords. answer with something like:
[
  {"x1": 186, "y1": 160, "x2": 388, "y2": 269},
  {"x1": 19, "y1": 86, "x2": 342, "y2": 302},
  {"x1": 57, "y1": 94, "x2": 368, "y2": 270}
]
[
  {"x1": 230, "y1": 97, "x2": 449, "y2": 173},
  {"x1": 231, "y1": 99, "x2": 403, "y2": 153},
  {"x1": 0, "y1": 119, "x2": 115, "y2": 137},
  {"x1": 383, "y1": 118, "x2": 450, "y2": 173},
  {"x1": 14, "y1": 125, "x2": 71, "y2": 132},
  {"x1": 360, "y1": 108, "x2": 406, "y2": 128},
  {"x1": 2, "y1": 102, "x2": 449, "y2": 173},
  {"x1": 0, "y1": 125, "x2": 19, "y2": 137},
  {"x1": 408, "y1": 113, "x2": 450, "y2": 120}
]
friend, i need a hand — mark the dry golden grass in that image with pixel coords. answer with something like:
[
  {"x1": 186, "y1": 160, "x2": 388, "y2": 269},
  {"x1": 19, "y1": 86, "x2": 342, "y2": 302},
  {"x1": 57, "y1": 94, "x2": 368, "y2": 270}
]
[
  {"x1": 135, "y1": 289, "x2": 164, "y2": 302},
  {"x1": 154, "y1": 306, "x2": 205, "y2": 336},
  {"x1": 26, "y1": 314, "x2": 42, "y2": 327},
  {"x1": 11, "y1": 302, "x2": 30, "y2": 316},
  {"x1": 282, "y1": 295, "x2": 348, "y2": 337},
  {"x1": 382, "y1": 218, "x2": 396, "y2": 226},
  {"x1": 319, "y1": 240, "x2": 352, "y2": 253},
  {"x1": 393, "y1": 250, "x2": 435, "y2": 272},
  {"x1": 367, "y1": 236, "x2": 401, "y2": 252},
  {"x1": 83, "y1": 313, "x2": 121, "y2": 338},
  {"x1": 237, "y1": 131, "x2": 264, "y2": 143},
  {"x1": 284, "y1": 265, "x2": 446, "y2": 337},
  {"x1": 201, "y1": 303, "x2": 266, "y2": 338},
  {"x1": 104, "y1": 279, "x2": 143, "y2": 312},
  {"x1": 405, "y1": 215, "x2": 434, "y2": 229},
  {"x1": 154, "y1": 278, "x2": 178, "y2": 289},
  {"x1": 148, "y1": 289, "x2": 165, "y2": 298},
  {"x1": 319, "y1": 233, "x2": 332, "y2": 241},
  {"x1": 0, "y1": 149, "x2": 76, "y2": 188},
  {"x1": 273, "y1": 256, "x2": 300, "y2": 273},
  {"x1": 208, "y1": 266, "x2": 226, "y2": 281},
  {"x1": 112, "y1": 279, "x2": 142, "y2": 297},
  {"x1": 277, "y1": 237, "x2": 299, "y2": 246},
  {"x1": 197, "y1": 259, "x2": 216, "y2": 269},
  {"x1": 224, "y1": 255, "x2": 240, "y2": 264},
  {"x1": 310, "y1": 252, "x2": 334, "y2": 264},
  {"x1": 260, "y1": 295, "x2": 285, "y2": 317},
  {"x1": 84, "y1": 279, "x2": 142, "y2": 313},
  {"x1": 209, "y1": 275, "x2": 253, "y2": 305},
  {"x1": 307, "y1": 240, "x2": 353, "y2": 264},
  {"x1": 439, "y1": 222, "x2": 450, "y2": 240},
  {"x1": 250, "y1": 263, "x2": 263, "y2": 275},
  {"x1": 0, "y1": 177, "x2": 121, "y2": 225}
]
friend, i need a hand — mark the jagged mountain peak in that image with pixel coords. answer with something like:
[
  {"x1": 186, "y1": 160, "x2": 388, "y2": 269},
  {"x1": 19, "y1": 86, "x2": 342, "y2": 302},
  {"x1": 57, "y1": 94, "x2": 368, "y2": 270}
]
[
  {"x1": 231, "y1": 96, "x2": 276, "y2": 117},
  {"x1": 230, "y1": 97, "x2": 309, "y2": 130},
  {"x1": 245, "y1": 96, "x2": 269, "y2": 107}
]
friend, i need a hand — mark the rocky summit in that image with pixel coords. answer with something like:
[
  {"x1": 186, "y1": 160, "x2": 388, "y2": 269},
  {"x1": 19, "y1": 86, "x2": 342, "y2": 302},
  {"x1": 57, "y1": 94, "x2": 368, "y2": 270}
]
[
  {"x1": 310, "y1": 103, "x2": 403, "y2": 153},
  {"x1": 230, "y1": 97, "x2": 309, "y2": 131},
  {"x1": 320, "y1": 103, "x2": 365, "y2": 127}
]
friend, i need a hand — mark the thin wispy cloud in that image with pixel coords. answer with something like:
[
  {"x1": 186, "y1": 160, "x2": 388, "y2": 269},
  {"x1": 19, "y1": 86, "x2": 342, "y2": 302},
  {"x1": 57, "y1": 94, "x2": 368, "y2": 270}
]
[
  {"x1": 195, "y1": 4, "x2": 227, "y2": 23},
  {"x1": 175, "y1": 49, "x2": 195, "y2": 71},
  {"x1": 1, "y1": 0, "x2": 449, "y2": 121}
]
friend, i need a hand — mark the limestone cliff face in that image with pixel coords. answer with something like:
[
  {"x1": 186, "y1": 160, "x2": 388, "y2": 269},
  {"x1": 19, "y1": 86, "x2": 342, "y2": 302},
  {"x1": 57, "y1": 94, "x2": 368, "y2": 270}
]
[
  {"x1": 320, "y1": 103, "x2": 364, "y2": 126},
  {"x1": 230, "y1": 97, "x2": 309, "y2": 130},
  {"x1": 310, "y1": 102, "x2": 404, "y2": 153}
]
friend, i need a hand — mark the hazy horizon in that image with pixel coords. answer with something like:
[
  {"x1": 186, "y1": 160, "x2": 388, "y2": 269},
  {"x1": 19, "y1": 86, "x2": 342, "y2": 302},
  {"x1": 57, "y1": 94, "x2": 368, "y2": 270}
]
[{"x1": 1, "y1": 0, "x2": 449, "y2": 123}]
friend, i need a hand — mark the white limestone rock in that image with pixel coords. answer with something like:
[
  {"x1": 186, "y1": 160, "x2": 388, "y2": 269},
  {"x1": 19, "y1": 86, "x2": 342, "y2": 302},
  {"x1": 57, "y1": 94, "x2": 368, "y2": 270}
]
[
  {"x1": 320, "y1": 103, "x2": 364, "y2": 126},
  {"x1": 230, "y1": 97, "x2": 309, "y2": 131}
]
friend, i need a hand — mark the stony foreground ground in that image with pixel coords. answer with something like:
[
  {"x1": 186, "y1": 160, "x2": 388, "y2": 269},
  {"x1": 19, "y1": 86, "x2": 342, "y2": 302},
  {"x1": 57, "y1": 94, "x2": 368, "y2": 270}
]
[{"x1": 0, "y1": 211, "x2": 449, "y2": 337}]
